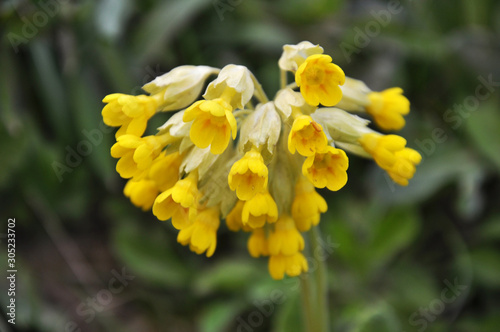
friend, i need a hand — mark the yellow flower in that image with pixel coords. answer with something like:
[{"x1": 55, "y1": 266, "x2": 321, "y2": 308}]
[
  {"x1": 359, "y1": 133, "x2": 421, "y2": 186},
  {"x1": 177, "y1": 206, "x2": 220, "y2": 257},
  {"x1": 358, "y1": 133, "x2": 406, "y2": 169},
  {"x1": 123, "y1": 179, "x2": 159, "y2": 211},
  {"x1": 268, "y1": 252, "x2": 308, "y2": 280},
  {"x1": 149, "y1": 152, "x2": 183, "y2": 192},
  {"x1": 268, "y1": 215, "x2": 304, "y2": 256},
  {"x1": 111, "y1": 134, "x2": 173, "y2": 179},
  {"x1": 228, "y1": 148, "x2": 268, "y2": 201},
  {"x1": 102, "y1": 94, "x2": 159, "y2": 138},
  {"x1": 386, "y1": 148, "x2": 422, "y2": 186},
  {"x1": 288, "y1": 115, "x2": 328, "y2": 156},
  {"x1": 302, "y1": 146, "x2": 349, "y2": 191},
  {"x1": 152, "y1": 173, "x2": 199, "y2": 230},
  {"x1": 226, "y1": 200, "x2": 252, "y2": 232},
  {"x1": 295, "y1": 54, "x2": 345, "y2": 107},
  {"x1": 183, "y1": 98, "x2": 237, "y2": 154},
  {"x1": 366, "y1": 88, "x2": 410, "y2": 131},
  {"x1": 242, "y1": 191, "x2": 278, "y2": 229},
  {"x1": 292, "y1": 178, "x2": 328, "y2": 232},
  {"x1": 247, "y1": 228, "x2": 269, "y2": 257}
]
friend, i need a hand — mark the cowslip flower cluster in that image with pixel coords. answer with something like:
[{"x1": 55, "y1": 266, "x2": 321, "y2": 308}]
[{"x1": 102, "y1": 41, "x2": 421, "y2": 280}]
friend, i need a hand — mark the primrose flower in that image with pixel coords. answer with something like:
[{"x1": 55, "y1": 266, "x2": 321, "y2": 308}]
[
  {"x1": 177, "y1": 206, "x2": 220, "y2": 257},
  {"x1": 103, "y1": 40, "x2": 421, "y2": 280},
  {"x1": 102, "y1": 94, "x2": 159, "y2": 138},
  {"x1": 247, "y1": 228, "x2": 269, "y2": 258},
  {"x1": 296, "y1": 54, "x2": 345, "y2": 107},
  {"x1": 366, "y1": 88, "x2": 410, "y2": 131},
  {"x1": 228, "y1": 148, "x2": 268, "y2": 201},
  {"x1": 302, "y1": 146, "x2": 349, "y2": 191},
  {"x1": 288, "y1": 115, "x2": 328, "y2": 156},
  {"x1": 152, "y1": 172, "x2": 199, "y2": 229},
  {"x1": 269, "y1": 252, "x2": 308, "y2": 280},
  {"x1": 111, "y1": 134, "x2": 175, "y2": 178},
  {"x1": 359, "y1": 133, "x2": 421, "y2": 186},
  {"x1": 242, "y1": 191, "x2": 279, "y2": 229},
  {"x1": 183, "y1": 98, "x2": 237, "y2": 154},
  {"x1": 292, "y1": 178, "x2": 328, "y2": 232}
]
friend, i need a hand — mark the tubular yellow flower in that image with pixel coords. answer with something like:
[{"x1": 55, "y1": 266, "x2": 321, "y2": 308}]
[
  {"x1": 247, "y1": 228, "x2": 269, "y2": 258},
  {"x1": 177, "y1": 206, "x2": 220, "y2": 257},
  {"x1": 366, "y1": 88, "x2": 410, "y2": 131},
  {"x1": 228, "y1": 148, "x2": 268, "y2": 201},
  {"x1": 359, "y1": 133, "x2": 421, "y2": 185},
  {"x1": 123, "y1": 179, "x2": 159, "y2": 211},
  {"x1": 268, "y1": 252, "x2": 308, "y2": 280},
  {"x1": 111, "y1": 134, "x2": 174, "y2": 179},
  {"x1": 149, "y1": 152, "x2": 183, "y2": 192},
  {"x1": 292, "y1": 178, "x2": 328, "y2": 232},
  {"x1": 183, "y1": 98, "x2": 237, "y2": 154},
  {"x1": 288, "y1": 115, "x2": 328, "y2": 156},
  {"x1": 302, "y1": 146, "x2": 349, "y2": 191},
  {"x1": 358, "y1": 133, "x2": 407, "y2": 169},
  {"x1": 152, "y1": 172, "x2": 199, "y2": 230},
  {"x1": 226, "y1": 200, "x2": 252, "y2": 232},
  {"x1": 295, "y1": 54, "x2": 345, "y2": 107},
  {"x1": 386, "y1": 148, "x2": 422, "y2": 186},
  {"x1": 102, "y1": 94, "x2": 159, "y2": 138},
  {"x1": 268, "y1": 215, "x2": 304, "y2": 256},
  {"x1": 242, "y1": 191, "x2": 278, "y2": 229}
]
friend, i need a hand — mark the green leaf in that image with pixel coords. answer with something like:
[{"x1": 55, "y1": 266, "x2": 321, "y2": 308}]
[
  {"x1": 194, "y1": 259, "x2": 264, "y2": 295},
  {"x1": 470, "y1": 249, "x2": 500, "y2": 288},
  {"x1": 199, "y1": 300, "x2": 244, "y2": 332},
  {"x1": 465, "y1": 98, "x2": 500, "y2": 171},
  {"x1": 112, "y1": 220, "x2": 189, "y2": 287},
  {"x1": 369, "y1": 207, "x2": 420, "y2": 268},
  {"x1": 132, "y1": 0, "x2": 213, "y2": 62}
]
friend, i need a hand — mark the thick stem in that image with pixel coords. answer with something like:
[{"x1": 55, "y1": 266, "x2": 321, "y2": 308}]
[
  {"x1": 310, "y1": 225, "x2": 330, "y2": 332},
  {"x1": 300, "y1": 275, "x2": 317, "y2": 332}
]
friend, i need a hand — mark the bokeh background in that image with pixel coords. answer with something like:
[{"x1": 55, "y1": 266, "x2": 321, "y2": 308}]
[{"x1": 1, "y1": 0, "x2": 500, "y2": 331}]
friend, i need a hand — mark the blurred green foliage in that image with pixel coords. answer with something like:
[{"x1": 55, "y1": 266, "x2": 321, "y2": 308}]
[{"x1": 1, "y1": 0, "x2": 500, "y2": 331}]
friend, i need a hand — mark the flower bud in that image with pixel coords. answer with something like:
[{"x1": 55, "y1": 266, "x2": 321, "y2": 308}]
[
  {"x1": 143, "y1": 65, "x2": 220, "y2": 111},
  {"x1": 278, "y1": 41, "x2": 324, "y2": 72},
  {"x1": 238, "y1": 102, "x2": 281, "y2": 158},
  {"x1": 203, "y1": 64, "x2": 254, "y2": 109}
]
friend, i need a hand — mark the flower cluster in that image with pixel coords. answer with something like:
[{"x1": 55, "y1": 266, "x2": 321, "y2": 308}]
[{"x1": 102, "y1": 41, "x2": 421, "y2": 280}]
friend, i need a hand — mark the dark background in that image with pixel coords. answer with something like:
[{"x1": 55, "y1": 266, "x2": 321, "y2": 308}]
[{"x1": 1, "y1": 0, "x2": 500, "y2": 331}]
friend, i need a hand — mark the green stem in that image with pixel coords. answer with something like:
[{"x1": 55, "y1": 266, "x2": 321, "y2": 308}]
[
  {"x1": 300, "y1": 275, "x2": 316, "y2": 332},
  {"x1": 310, "y1": 225, "x2": 330, "y2": 332}
]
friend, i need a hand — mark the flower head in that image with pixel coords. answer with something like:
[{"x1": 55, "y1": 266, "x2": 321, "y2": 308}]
[
  {"x1": 288, "y1": 115, "x2": 328, "y2": 156},
  {"x1": 103, "y1": 40, "x2": 421, "y2": 280},
  {"x1": 296, "y1": 54, "x2": 345, "y2": 107},
  {"x1": 302, "y1": 146, "x2": 349, "y2": 191},
  {"x1": 366, "y1": 88, "x2": 410, "y2": 131},
  {"x1": 183, "y1": 98, "x2": 237, "y2": 154},
  {"x1": 228, "y1": 148, "x2": 268, "y2": 201}
]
